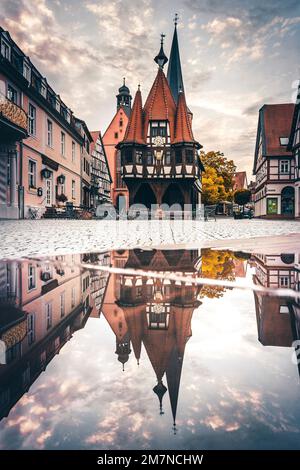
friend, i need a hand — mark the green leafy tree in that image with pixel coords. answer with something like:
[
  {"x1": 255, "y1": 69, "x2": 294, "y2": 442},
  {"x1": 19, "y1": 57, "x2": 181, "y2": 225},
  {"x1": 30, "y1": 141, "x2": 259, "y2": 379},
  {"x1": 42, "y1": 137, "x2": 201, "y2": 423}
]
[{"x1": 234, "y1": 189, "x2": 251, "y2": 209}]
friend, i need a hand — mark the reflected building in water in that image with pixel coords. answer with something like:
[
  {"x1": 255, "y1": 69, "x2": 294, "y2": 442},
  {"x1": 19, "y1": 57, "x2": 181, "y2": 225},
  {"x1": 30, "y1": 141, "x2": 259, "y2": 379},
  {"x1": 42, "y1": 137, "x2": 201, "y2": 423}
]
[
  {"x1": 102, "y1": 249, "x2": 202, "y2": 430},
  {"x1": 252, "y1": 252, "x2": 300, "y2": 373},
  {"x1": 0, "y1": 253, "x2": 110, "y2": 420}
]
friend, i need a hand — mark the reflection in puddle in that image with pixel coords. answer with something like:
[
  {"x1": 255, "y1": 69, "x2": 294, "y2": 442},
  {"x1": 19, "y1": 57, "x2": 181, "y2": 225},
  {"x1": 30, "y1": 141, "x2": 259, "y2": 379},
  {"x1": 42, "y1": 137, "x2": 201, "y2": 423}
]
[{"x1": 0, "y1": 248, "x2": 300, "y2": 449}]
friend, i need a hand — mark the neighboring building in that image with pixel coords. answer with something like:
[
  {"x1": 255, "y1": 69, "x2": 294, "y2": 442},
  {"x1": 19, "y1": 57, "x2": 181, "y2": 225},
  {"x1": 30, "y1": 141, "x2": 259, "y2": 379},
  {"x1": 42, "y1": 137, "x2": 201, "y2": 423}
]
[
  {"x1": 90, "y1": 131, "x2": 112, "y2": 208},
  {"x1": 287, "y1": 82, "x2": 300, "y2": 218},
  {"x1": 118, "y1": 26, "x2": 204, "y2": 210},
  {"x1": 74, "y1": 118, "x2": 93, "y2": 209},
  {"x1": 102, "y1": 80, "x2": 131, "y2": 211},
  {"x1": 0, "y1": 28, "x2": 87, "y2": 219},
  {"x1": 253, "y1": 103, "x2": 295, "y2": 218},
  {"x1": 0, "y1": 253, "x2": 110, "y2": 420},
  {"x1": 248, "y1": 180, "x2": 256, "y2": 203},
  {"x1": 233, "y1": 171, "x2": 248, "y2": 191},
  {"x1": 252, "y1": 252, "x2": 300, "y2": 350}
]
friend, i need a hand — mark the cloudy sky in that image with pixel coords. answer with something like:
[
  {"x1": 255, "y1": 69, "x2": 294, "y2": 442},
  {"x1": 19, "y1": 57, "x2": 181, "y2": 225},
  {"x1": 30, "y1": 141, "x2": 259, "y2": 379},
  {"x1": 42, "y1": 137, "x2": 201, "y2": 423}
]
[{"x1": 0, "y1": 0, "x2": 299, "y2": 177}]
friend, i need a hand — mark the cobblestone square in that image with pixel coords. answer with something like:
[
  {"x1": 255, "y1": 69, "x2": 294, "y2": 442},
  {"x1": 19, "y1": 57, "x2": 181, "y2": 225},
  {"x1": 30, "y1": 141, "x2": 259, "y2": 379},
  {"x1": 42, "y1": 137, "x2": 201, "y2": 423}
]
[{"x1": 0, "y1": 218, "x2": 299, "y2": 259}]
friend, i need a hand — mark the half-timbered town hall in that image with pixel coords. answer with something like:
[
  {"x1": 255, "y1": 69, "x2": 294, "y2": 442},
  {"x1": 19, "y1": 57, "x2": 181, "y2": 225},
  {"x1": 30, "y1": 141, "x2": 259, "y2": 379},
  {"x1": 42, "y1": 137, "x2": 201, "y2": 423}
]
[{"x1": 117, "y1": 22, "x2": 204, "y2": 210}]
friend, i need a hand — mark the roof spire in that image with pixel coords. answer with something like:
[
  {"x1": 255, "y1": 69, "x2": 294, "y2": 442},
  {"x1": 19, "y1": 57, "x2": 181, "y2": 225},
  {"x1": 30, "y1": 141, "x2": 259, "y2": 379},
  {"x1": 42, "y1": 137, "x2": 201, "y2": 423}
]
[
  {"x1": 167, "y1": 18, "x2": 184, "y2": 103},
  {"x1": 154, "y1": 34, "x2": 168, "y2": 69}
]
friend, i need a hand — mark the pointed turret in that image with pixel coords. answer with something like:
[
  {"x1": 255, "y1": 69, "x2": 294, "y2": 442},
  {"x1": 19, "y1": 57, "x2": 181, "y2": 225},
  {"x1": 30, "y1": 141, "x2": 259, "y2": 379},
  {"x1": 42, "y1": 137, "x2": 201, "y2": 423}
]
[
  {"x1": 154, "y1": 34, "x2": 168, "y2": 69},
  {"x1": 173, "y1": 90, "x2": 195, "y2": 144},
  {"x1": 123, "y1": 86, "x2": 145, "y2": 145},
  {"x1": 116, "y1": 77, "x2": 132, "y2": 117},
  {"x1": 167, "y1": 15, "x2": 184, "y2": 104},
  {"x1": 153, "y1": 380, "x2": 167, "y2": 415}
]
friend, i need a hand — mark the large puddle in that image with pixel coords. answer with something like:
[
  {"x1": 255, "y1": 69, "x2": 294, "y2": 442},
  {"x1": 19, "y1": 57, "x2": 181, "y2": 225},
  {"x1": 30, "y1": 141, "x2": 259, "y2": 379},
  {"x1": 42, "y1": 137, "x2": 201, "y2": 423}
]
[{"x1": 0, "y1": 248, "x2": 300, "y2": 449}]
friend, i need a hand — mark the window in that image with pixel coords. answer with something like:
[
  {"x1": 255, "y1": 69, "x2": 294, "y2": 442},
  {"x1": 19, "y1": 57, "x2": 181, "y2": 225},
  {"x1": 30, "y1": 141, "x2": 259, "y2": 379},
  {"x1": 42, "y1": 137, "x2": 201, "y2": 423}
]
[
  {"x1": 146, "y1": 151, "x2": 153, "y2": 165},
  {"x1": 7, "y1": 84, "x2": 18, "y2": 104},
  {"x1": 28, "y1": 160, "x2": 36, "y2": 188},
  {"x1": 280, "y1": 305, "x2": 289, "y2": 314},
  {"x1": 72, "y1": 141, "x2": 75, "y2": 162},
  {"x1": 27, "y1": 313, "x2": 35, "y2": 346},
  {"x1": 28, "y1": 103, "x2": 36, "y2": 136},
  {"x1": 175, "y1": 149, "x2": 182, "y2": 164},
  {"x1": 279, "y1": 276, "x2": 289, "y2": 288},
  {"x1": 186, "y1": 149, "x2": 194, "y2": 164},
  {"x1": 47, "y1": 120, "x2": 53, "y2": 147},
  {"x1": 23, "y1": 62, "x2": 31, "y2": 82},
  {"x1": 267, "y1": 198, "x2": 278, "y2": 215},
  {"x1": 136, "y1": 151, "x2": 143, "y2": 164},
  {"x1": 61, "y1": 132, "x2": 65, "y2": 156},
  {"x1": 72, "y1": 180, "x2": 75, "y2": 199},
  {"x1": 40, "y1": 81, "x2": 47, "y2": 98},
  {"x1": 71, "y1": 287, "x2": 76, "y2": 308},
  {"x1": 60, "y1": 292, "x2": 65, "y2": 317},
  {"x1": 1, "y1": 39, "x2": 10, "y2": 60},
  {"x1": 28, "y1": 264, "x2": 36, "y2": 290},
  {"x1": 150, "y1": 121, "x2": 167, "y2": 138},
  {"x1": 45, "y1": 303, "x2": 52, "y2": 330},
  {"x1": 165, "y1": 151, "x2": 171, "y2": 165},
  {"x1": 114, "y1": 132, "x2": 118, "y2": 139},
  {"x1": 123, "y1": 149, "x2": 133, "y2": 164},
  {"x1": 280, "y1": 137, "x2": 289, "y2": 146},
  {"x1": 280, "y1": 160, "x2": 290, "y2": 174}
]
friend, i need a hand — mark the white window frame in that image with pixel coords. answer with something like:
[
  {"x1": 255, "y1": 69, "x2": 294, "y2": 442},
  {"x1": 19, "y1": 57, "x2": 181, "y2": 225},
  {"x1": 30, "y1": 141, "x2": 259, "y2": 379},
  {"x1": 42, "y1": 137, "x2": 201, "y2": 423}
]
[
  {"x1": 61, "y1": 132, "x2": 65, "y2": 156},
  {"x1": 45, "y1": 303, "x2": 52, "y2": 330},
  {"x1": 23, "y1": 62, "x2": 31, "y2": 82},
  {"x1": 28, "y1": 159, "x2": 37, "y2": 188},
  {"x1": 280, "y1": 160, "x2": 290, "y2": 174},
  {"x1": 1, "y1": 39, "x2": 11, "y2": 60},
  {"x1": 28, "y1": 103, "x2": 36, "y2": 136},
  {"x1": 47, "y1": 119, "x2": 53, "y2": 147},
  {"x1": 28, "y1": 264, "x2": 36, "y2": 291},
  {"x1": 280, "y1": 137, "x2": 289, "y2": 146},
  {"x1": 72, "y1": 141, "x2": 75, "y2": 162},
  {"x1": 279, "y1": 276, "x2": 289, "y2": 288},
  {"x1": 60, "y1": 292, "x2": 65, "y2": 317},
  {"x1": 27, "y1": 313, "x2": 35, "y2": 345}
]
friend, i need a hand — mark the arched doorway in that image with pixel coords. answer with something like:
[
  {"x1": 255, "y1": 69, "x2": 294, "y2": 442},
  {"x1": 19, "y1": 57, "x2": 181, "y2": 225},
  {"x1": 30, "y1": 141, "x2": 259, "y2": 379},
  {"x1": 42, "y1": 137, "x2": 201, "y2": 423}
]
[
  {"x1": 281, "y1": 186, "x2": 294, "y2": 216},
  {"x1": 162, "y1": 183, "x2": 184, "y2": 209},
  {"x1": 116, "y1": 194, "x2": 126, "y2": 213},
  {"x1": 133, "y1": 183, "x2": 156, "y2": 209}
]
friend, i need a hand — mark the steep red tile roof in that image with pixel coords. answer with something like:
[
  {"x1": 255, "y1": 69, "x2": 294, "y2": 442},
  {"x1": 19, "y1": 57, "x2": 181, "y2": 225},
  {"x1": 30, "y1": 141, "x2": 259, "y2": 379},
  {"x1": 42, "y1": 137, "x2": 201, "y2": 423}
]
[
  {"x1": 173, "y1": 90, "x2": 195, "y2": 144},
  {"x1": 123, "y1": 88, "x2": 145, "y2": 144},
  {"x1": 263, "y1": 104, "x2": 294, "y2": 156},
  {"x1": 233, "y1": 171, "x2": 248, "y2": 190},
  {"x1": 143, "y1": 68, "x2": 177, "y2": 140}
]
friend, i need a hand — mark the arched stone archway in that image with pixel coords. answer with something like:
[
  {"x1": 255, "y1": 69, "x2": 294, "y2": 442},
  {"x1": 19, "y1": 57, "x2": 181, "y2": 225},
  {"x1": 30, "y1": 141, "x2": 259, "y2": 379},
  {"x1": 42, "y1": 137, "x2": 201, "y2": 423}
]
[
  {"x1": 133, "y1": 183, "x2": 157, "y2": 209},
  {"x1": 162, "y1": 183, "x2": 184, "y2": 209},
  {"x1": 281, "y1": 186, "x2": 295, "y2": 216}
]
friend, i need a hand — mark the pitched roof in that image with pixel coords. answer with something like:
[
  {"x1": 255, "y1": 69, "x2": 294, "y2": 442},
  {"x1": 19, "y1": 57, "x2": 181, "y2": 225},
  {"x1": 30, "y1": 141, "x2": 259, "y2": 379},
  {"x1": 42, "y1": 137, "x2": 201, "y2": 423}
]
[
  {"x1": 167, "y1": 25, "x2": 184, "y2": 103},
  {"x1": 173, "y1": 91, "x2": 195, "y2": 144},
  {"x1": 263, "y1": 104, "x2": 294, "y2": 155},
  {"x1": 288, "y1": 83, "x2": 300, "y2": 150},
  {"x1": 233, "y1": 171, "x2": 248, "y2": 190},
  {"x1": 253, "y1": 103, "x2": 294, "y2": 173},
  {"x1": 123, "y1": 88, "x2": 145, "y2": 144},
  {"x1": 143, "y1": 68, "x2": 177, "y2": 140}
]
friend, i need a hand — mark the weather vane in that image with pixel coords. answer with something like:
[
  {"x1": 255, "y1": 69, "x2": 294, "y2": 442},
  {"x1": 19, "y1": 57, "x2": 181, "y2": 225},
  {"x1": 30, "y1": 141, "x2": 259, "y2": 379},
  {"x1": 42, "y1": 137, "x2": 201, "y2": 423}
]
[
  {"x1": 160, "y1": 33, "x2": 166, "y2": 45},
  {"x1": 174, "y1": 13, "x2": 179, "y2": 26}
]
